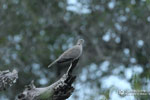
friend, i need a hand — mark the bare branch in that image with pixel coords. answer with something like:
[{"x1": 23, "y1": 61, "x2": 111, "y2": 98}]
[{"x1": 17, "y1": 59, "x2": 79, "y2": 100}]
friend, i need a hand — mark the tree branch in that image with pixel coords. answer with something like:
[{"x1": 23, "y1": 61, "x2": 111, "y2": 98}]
[
  {"x1": 17, "y1": 59, "x2": 79, "y2": 100},
  {"x1": 0, "y1": 69, "x2": 18, "y2": 91}
]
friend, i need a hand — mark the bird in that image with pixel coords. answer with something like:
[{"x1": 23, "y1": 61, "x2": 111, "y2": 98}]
[{"x1": 48, "y1": 39, "x2": 84, "y2": 68}]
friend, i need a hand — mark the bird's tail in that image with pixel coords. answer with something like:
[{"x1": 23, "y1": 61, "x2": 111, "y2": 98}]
[{"x1": 48, "y1": 60, "x2": 57, "y2": 68}]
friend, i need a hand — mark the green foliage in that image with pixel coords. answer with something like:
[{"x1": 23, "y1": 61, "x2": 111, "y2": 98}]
[{"x1": 0, "y1": 0, "x2": 150, "y2": 99}]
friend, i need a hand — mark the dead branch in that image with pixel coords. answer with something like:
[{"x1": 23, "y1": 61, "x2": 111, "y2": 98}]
[
  {"x1": 17, "y1": 59, "x2": 79, "y2": 100},
  {"x1": 0, "y1": 69, "x2": 18, "y2": 91}
]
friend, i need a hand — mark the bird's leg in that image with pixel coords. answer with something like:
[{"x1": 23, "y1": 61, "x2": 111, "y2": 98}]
[
  {"x1": 67, "y1": 62, "x2": 73, "y2": 75},
  {"x1": 66, "y1": 58, "x2": 79, "y2": 75}
]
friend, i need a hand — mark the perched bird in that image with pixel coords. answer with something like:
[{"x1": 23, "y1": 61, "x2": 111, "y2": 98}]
[{"x1": 48, "y1": 39, "x2": 84, "y2": 68}]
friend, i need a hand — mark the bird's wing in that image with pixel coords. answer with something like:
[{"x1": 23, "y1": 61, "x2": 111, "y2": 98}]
[
  {"x1": 57, "y1": 58, "x2": 73, "y2": 63},
  {"x1": 57, "y1": 46, "x2": 81, "y2": 63}
]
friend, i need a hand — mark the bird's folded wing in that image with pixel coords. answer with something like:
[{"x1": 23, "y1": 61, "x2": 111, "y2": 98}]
[
  {"x1": 57, "y1": 58, "x2": 74, "y2": 63},
  {"x1": 57, "y1": 46, "x2": 80, "y2": 63}
]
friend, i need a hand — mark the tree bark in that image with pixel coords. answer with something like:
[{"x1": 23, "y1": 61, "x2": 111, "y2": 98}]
[
  {"x1": 0, "y1": 69, "x2": 18, "y2": 91},
  {"x1": 17, "y1": 59, "x2": 79, "y2": 100}
]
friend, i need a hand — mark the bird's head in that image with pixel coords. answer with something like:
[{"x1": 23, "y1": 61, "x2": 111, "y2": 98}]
[{"x1": 77, "y1": 39, "x2": 84, "y2": 45}]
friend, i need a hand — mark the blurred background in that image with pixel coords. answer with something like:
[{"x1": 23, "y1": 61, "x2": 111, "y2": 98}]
[{"x1": 0, "y1": 0, "x2": 150, "y2": 100}]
